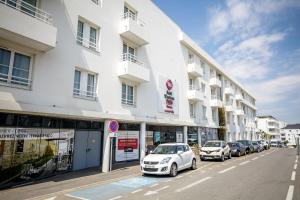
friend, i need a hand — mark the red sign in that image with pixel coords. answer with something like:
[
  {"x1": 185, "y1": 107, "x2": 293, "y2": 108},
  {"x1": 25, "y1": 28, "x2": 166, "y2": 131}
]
[
  {"x1": 118, "y1": 138, "x2": 138, "y2": 150},
  {"x1": 108, "y1": 120, "x2": 119, "y2": 133},
  {"x1": 164, "y1": 79, "x2": 175, "y2": 113}
]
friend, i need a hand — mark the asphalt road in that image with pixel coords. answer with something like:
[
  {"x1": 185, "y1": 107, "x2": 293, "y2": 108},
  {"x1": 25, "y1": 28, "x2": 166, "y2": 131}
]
[{"x1": 3, "y1": 148, "x2": 299, "y2": 200}]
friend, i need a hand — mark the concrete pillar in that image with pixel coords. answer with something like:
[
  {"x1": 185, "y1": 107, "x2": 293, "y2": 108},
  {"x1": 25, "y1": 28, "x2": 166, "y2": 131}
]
[
  {"x1": 102, "y1": 120, "x2": 111, "y2": 172},
  {"x1": 184, "y1": 125, "x2": 188, "y2": 144},
  {"x1": 140, "y1": 122, "x2": 146, "y2": 161},
  {"x1": 197, "y1": 127, "x2": 202, "y2": 146}
]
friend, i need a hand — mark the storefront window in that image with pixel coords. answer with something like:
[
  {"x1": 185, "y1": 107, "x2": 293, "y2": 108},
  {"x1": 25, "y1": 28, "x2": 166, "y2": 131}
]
[{"x1": 188, "y1": 127, "x2": 198, "y2": 146}]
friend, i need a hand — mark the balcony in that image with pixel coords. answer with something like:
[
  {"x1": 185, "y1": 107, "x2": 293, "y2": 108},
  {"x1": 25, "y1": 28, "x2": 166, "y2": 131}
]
[
  {"x1": 235, "y1": 94, "x2": 243, "y2": 101},
  {"x1": 118, "y1": 53, "x2": 150, "y2": 83},
  {"x1": 224, "y1": 87, "x2": 234, "y2": 95},
  {"x1": 120, "y1": 12, "x2": 148, "y2": 46},
  {"x1": 209, "y1": 77, "x2": 222, "y2": 88},
  {"x1": 187, "y1": 62, "x2": 203, "y2": 77},
  {"x1": 235, "y1": 109, "x2": 245, "y2": 116},
  {"x1": 225, "y1": 104, "x2": 234, "y2": 112},
  {"x1": 187, "y1": 88, "x2": 204, "y2": 102},
  {"x1": 210, "y1": 95, "x2": 223, "y2": 107},
  {"x1": 0, "y1": 0, "x2": 57, "y2": 51}
]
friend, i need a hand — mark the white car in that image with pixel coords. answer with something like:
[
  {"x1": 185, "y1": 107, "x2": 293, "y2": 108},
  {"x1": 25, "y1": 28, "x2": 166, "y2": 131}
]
[
  {"x1": 141, "y1": 143, "x2": 196, "y2": 177},
  {"x1": 200, "y1": 140, "x2": 231, "y2": 162}
]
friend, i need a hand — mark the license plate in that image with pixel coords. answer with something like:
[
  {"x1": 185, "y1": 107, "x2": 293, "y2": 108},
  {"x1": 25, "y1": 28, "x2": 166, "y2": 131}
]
[{"x1": 145, "y1": 165, "x2": 155, "y2": 168}]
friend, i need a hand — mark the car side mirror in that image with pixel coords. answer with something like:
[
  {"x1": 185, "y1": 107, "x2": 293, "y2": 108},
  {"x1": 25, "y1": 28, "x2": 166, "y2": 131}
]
[
  {"x1": 223, "y1": 145, "x2": 226, "y2": 148},
  {"x1": 177, "y1": 150, "x2": 183, "y2": 154}
]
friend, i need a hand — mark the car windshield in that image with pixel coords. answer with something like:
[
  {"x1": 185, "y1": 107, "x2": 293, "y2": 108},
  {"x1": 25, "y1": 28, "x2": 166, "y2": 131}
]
[
  {"x1": 237, "y1": 140, "x2": 247, "y2": 145},
  {"x1": 152, "y1": 145, "x2": 177, "y2": 154},
  {"x1": 204, "y1": 141, "x2": 221, "y2": 147},
  {"x1": 252, "y1": 142, "x2": 258, "y2": 145}
]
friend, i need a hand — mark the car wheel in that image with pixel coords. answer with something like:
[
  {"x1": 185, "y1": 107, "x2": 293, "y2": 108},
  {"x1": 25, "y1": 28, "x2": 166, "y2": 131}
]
[
  {"x1": 220, "y1": 154, "x2": 225, "y2": 162},
  {"x1": 191, "y1": 159, "x2": 197, "y2": 170},
  {"x1": 170, "y1": 163, "x2": 178, "y2": 177},
  {"x1": 228, "y1": 152, "x2": 232, "y2": 159}
]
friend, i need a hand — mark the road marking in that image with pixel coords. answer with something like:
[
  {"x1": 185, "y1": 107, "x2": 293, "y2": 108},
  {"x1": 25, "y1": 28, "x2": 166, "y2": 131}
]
[
  {"x1": 260, "y1": 155, "x2": 265, "y2": 157},
  {"x1": 175, "y1": 177, "x2": 211, "y2": 192},
  {"x1": 44, "y1": 197, "x2": 56, "y2": 200},
  {"x1": 150, "y1": 183, "x2": 159, "y2": 187},
  {"x1": 164, "y1": 179, "x2": 171, "y2": 182},
  {"x1": 144, "y1": 185, "x2": 169, "y2": 196},
  {"x1": 285, "y1": 185, "x2": 294, "y2": 200},
  {"x1": 175, "y1": 175, "x2": 183, "y2": 179},
  {"x1": 131, "y1": 189, "x2": 143, "y2": 194},
  {"x1": 291, "y1": 171, "x2": 296, "y2": 181},
  {"x1": 294, "y1": 164, "x2": 298, "y2": 170},
  {"x1": 252, "y1": 157, "x2": 258, "y2": 160},
  {"x1": 296, "y1": 159, "x2": 298, "y2": 163},
  {"x1": 64, "y1": 194, "x2": 89, "y2": 200},
  {"x1": 239, "y1": 161, "x2": 250, "y2": 166},
  {"x1": 108, "y1": 196, "x2": 122, "y2": 200},
  {"x1": 218, "y1": 166, "x2": 236, "y2": 174}
]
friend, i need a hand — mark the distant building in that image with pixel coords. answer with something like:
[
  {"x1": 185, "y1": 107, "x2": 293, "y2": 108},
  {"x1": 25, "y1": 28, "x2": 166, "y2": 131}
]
[
  {"x1": 281, "y1": 124, "x2": 300, "y2": 146},
  {"x1": 256, "y1": 116, "x2": 286, "y2": 140}
]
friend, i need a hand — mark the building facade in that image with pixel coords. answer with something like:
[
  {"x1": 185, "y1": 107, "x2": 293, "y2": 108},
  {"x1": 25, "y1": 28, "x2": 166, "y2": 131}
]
[
  {"x1": 280, "y1": 124, "x2": 300, "y2": 146},
  {"x1": 0, "y1": 0, "x2": 256, "y2": 186},
  {"x1": 256, "y1": 116, "x2": 286, "y2": 140}
]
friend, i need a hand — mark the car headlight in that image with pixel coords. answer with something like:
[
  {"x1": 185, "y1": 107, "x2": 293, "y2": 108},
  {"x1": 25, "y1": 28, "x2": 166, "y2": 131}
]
[
  {"x1": 160, "y1": 157, "x2": 172, "y2": 164},
  {"x1": 214, "y1": 149, "x2": 221, "y2": 152}
]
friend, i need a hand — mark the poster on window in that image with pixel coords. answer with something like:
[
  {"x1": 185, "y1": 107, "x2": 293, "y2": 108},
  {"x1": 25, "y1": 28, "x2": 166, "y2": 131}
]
[
  {"x1": 115, "y1": 131, "x2": 139, "y2": 162},
  {"x1": 176, "y1": 131, "x2": 183, "y2": 143},
  {"x1": 158, "y1": 76, "x2": 179, "y2": 115}
]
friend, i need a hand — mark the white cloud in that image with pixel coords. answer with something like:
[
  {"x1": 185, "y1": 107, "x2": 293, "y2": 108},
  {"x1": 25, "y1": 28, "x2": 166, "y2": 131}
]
[{"x1": 209, "y1": 9, "x2": 230, "y2": 35}]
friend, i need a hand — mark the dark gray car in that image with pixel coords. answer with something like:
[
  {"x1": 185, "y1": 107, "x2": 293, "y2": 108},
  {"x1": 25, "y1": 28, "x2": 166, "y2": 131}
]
[{"x1": 228, "y1": 142, "x2": 246, "y2": 157}]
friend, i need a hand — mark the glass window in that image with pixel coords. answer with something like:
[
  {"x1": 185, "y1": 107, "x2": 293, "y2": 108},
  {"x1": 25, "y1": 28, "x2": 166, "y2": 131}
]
[
  {"x1": 87, "y1": 74, "x2": 95, "y2": 97},
  {"x1": 189, "y1": 103, "x2": 195, "y2": 118},
  {"x1": 73, "y1": 70, "x2": 81, "y2": 96},
  {"x1": 121, "y1": 83, "x2": 135, "y2": 106},
  {"x1": 176, "y1": 145, "x2": 184, "y2": 152},
  {"x1": 77, "y1": 21, "x2": 84, "y2": 45},
  {"x1": 89, "y1": 27, "x2": 97, "y2": 50},
  {"x1": 0, "y1": 48, "x2": 11, "y2": 83},
  {"x1": 202, "y1": 106, "x2": 207, "y2": 120},
  {"x1": 11, "y1": 53, "x2": 30, "y2": 86},
  {"x1": 21, "y1": 0, "x2": 37, "y2": 16}
]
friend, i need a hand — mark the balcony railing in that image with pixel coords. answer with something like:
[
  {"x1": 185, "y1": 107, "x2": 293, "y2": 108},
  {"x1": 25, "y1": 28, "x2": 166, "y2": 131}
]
[
  {"x1": 76, "y1": 32, "x2": 99, "y2": 52},
  {"x1": 211, "y1": 94, "x2": 221, "y2": 100},
  {"x1": 0, "y1": 0, "x2": 53, "y2": 25},
  {"x1": 121, "y1": 53, "x2": 143, "y2": 66},
  {"x1": 73, "y1": 88, "x2": 97, "y2": 100},
  {"x1": 0, "y1": 64, "x2": 31, "y2": 88},
  {"x1": 122, "y1": 12, "x2": 146, "y2": 27}
]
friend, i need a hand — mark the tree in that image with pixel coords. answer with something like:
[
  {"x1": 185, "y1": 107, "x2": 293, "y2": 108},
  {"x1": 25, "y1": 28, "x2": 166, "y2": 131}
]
[{"x1": 218, "y1": 107, "x2": 226, "y2": 140}]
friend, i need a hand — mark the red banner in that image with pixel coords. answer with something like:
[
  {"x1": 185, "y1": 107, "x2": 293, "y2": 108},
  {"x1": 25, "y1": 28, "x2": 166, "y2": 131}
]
[{"x1": 118, "y1": 138, "x2": 138, "y2": 150}]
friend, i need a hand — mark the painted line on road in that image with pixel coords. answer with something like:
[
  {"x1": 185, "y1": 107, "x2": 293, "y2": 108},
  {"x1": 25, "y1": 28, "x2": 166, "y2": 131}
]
[
  {"x1": 175, "y1": 175, "x2": 183, "y2": 179},
  {"x1": 239, "y1": 161, "x2": 250, "y2": 166},
  {"x1": 294, "y1": 164, "x2": 298, "y2": 170},
  {"x1": 252, "y1": 157, "x2": 258, "y2": 161},
  {"x1": 295, "y1": 159, "x2": 298, "y2": 163},
  {"x1": 64, "y1": 194, "x2": 89, "y2": 200},
  {"x1": 218, "y1": 166, "x2": 236, "y2": 174},
  {"x1": 131, "y1": 189, "x2": 143, "y2": 194},
  {"x1": 108, "y1": 196, "x2": 122, "y2": 200},
  {"x1": 149, "y1": 183, "x2": 159, "y2": 188},
  {"x1": 285, "y1": 185, "x2": 294, "y2": 200},
  {"x1": 291, "y1": 171, "x2": 296, "y2": 181},
  {"x1": 44, "y1": 197, "x2": 56, "y2": 200},
  {"x1": 175, "y1": 177, "x2": 211, "y2": 193},
  {"x1": 144, "y1": 185, "x2": 170, "y2": 196},
  {"x1": 260, "y1": 154, "x2": 265, "y2": 157},
  {"x1": 164, "y1": 179, "x2": 172, "y2": 183}
]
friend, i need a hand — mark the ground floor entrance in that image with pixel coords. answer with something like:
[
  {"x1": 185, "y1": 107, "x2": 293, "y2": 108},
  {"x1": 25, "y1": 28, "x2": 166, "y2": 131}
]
[{"x1": 73, "y1": 131, "x2": 101, "y2": 170}]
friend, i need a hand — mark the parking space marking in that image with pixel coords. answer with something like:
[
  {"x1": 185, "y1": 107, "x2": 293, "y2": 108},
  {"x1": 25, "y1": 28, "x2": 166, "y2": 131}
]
[
  {"x1": 175, "y1": 177, "x2": 211, "y2": 193},
  {"x1": 108, "y1": 196, "x2": 122, "y2": 200},
  {"x1": 294, "y1": 164, "x2": 298, "y2": 170},
  {"x1": 291, "y1": 171, "x2": 296, "y2": 181},
  {"x1": 285, "y1": 185, "x2": 294, "y2": 200},
  {"x1": 218, "y1": 166, "x2": 236, "y2": 174},
  {"x1": 252, "y1": 157, "x2": 258, "y2": 161},
  {"x1": 64, "y1": 194, "x2": 89, "y2": 200},
  {"x1": 149, "y1": 183, "x2": 159, "y2": 188},
  {"x1": 239, "y1": 161, "x2": 250, "y2": 166},
  {"x1": 175, "y1": 175, "x2": 183, "y2": 179},
  {"x1": 260, "y1": 154, "x2": 265, "y2": 157},
  {"x1": 144, "y1": 185, "x2": 169, "y2": 196},
  {"x1": 131, "y1": 189, "x2": 143, "y2": 194}
]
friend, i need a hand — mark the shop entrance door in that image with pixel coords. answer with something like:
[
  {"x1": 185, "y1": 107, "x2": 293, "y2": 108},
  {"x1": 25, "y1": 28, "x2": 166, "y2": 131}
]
[{"x1": 73, "y1": 131, "x2": 101, "y2": 170}]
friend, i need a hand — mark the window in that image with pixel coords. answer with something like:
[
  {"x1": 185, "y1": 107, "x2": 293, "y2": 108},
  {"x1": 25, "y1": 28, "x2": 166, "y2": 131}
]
[
  {"x1": 212, "y1": 108, "x2": 217, "y2": 122},
  {"x1": 189, "y1": 78, "x2": 195, "y2": 90},
  {"x1": 77, "y1": 19, "x2": 99, "y2": 51},
  {"x1": 201, "y1": 83, "x2": 206, "y2": 93},
  {"x1": 189, "y1": 103, "x2": 195, "y2": 118},
  {"x1": 0, "y1": 47, "x2": 32, "y2": 88},
  {"x1": 202, "y1": 106, "x2": 207, "y2": 120},
  {"x1": 73, "y1": 69, "x2": 97, "y2": 100},
  {"x1": 91, "y1": 0, "x2": 99, "y2": 4},
  {"x1": 188, "y1": 52, "x2": 194, "y2": 64},
  {"x1": 122, "y1": 83, "x2": 135, "y2": 106},
  {"x1": 124, "y1": 5, "x2": 137, "y2": 20}
]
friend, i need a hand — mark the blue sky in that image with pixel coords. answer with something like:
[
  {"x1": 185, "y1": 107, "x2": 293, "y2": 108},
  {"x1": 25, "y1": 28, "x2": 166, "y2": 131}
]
[{"x1": 153, "y1": 0, "x2": 300, "y2": 124}]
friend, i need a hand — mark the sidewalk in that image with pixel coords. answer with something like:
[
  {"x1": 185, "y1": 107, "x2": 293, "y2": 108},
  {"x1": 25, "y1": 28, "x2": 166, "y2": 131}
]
[{"x1": 0, "y1": 164, "x2": 141, "y2": 200}]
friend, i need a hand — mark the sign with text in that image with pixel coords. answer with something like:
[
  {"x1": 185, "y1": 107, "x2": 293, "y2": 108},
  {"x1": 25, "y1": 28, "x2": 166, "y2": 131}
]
[{"x1": 158, "y1": 76, "x2": 178, "y2": 114}]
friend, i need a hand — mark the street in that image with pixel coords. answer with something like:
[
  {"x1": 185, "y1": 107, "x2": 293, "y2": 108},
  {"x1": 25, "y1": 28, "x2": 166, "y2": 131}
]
[{"x1": 1, "y1": 148, "x2": 298, "y2": 200}]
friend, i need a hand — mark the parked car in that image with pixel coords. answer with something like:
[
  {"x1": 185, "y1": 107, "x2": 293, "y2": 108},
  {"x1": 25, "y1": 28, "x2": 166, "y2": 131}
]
[
  {"x1": 261, "y1": 140, "x2": 270, "y2": 150},
  {"x1": 251, "y1": 141, "x2": 261, "y2": 152},
  {"x1": 257, "y1": 141, "x2": 264, "y2": 151},
  {"x1": 141, "y1": 143, "x2": 196, "y2": 177},
  {"x1": 237, "y1": 140, "x2": 254, "y2": 154},
  {"x1": 228, "y1": 142, "x2": 246, "y2": 157},
  {"x1": 270, "y1": 140, "x2": 279, "y2": 147},
  {"x1": 200, "y1": 140, "x2": 231, "y2": 162}
]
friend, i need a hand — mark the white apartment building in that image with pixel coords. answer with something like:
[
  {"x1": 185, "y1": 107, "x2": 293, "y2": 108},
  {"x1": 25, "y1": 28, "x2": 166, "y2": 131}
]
[
  {"x1": 0, "y1": 0, "x2": 256, "y2": 185},
  {"x1": 281, "y1": 124, "x2": 300, "y2": 146},
  {"x1": 256, "y1": 116, "x2": 285, "y2": 140}
]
